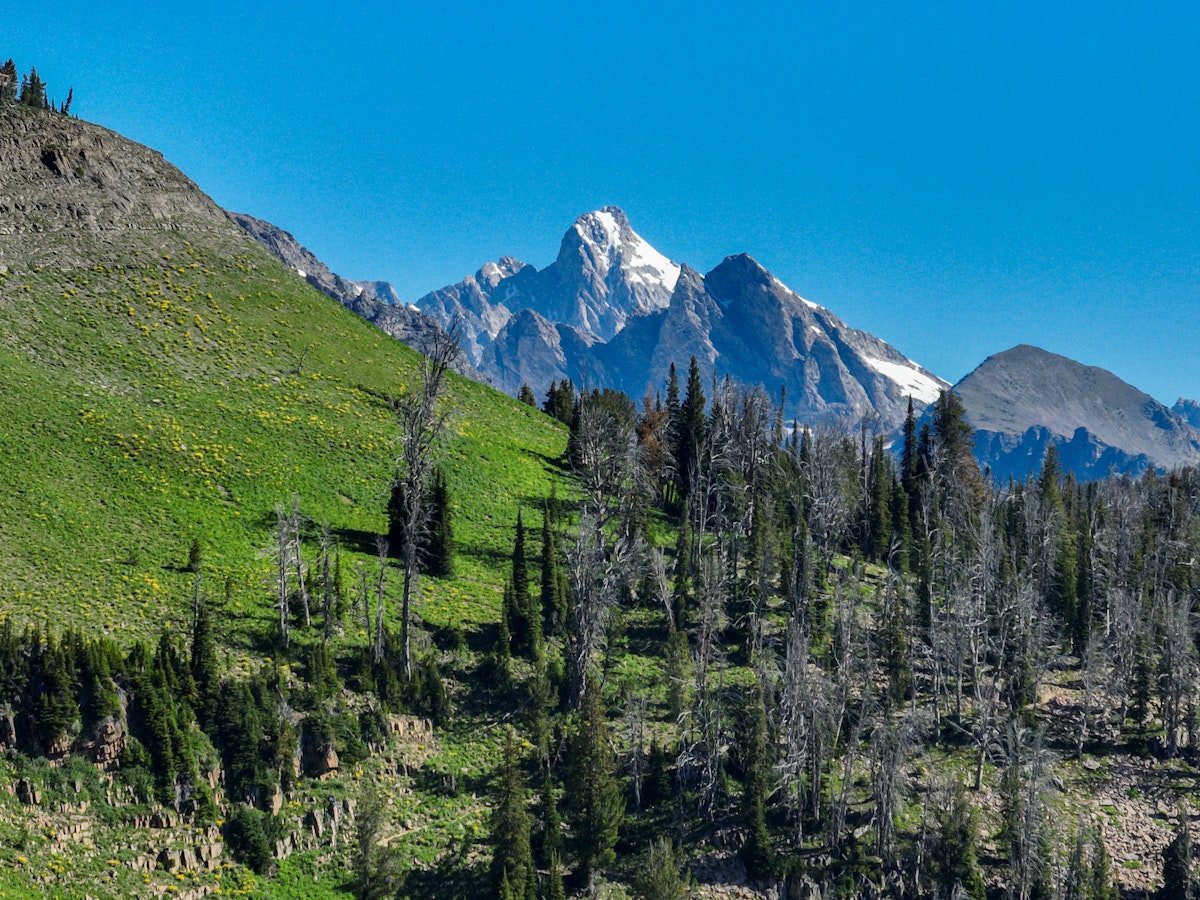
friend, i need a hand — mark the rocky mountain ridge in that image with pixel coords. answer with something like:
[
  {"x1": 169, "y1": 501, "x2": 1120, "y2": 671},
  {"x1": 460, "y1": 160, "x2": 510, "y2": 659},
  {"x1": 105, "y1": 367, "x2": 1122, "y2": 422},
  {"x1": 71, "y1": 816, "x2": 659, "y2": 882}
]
[
  {"x1": 951, "y1": 344, "x2": 1200, "y2": 479},
  {"x1": 418, "y1": 207, "x2": 947, "y2": 431},
  {"x1": 231, "y1": 212, "x2": 486, "y2": 381}
]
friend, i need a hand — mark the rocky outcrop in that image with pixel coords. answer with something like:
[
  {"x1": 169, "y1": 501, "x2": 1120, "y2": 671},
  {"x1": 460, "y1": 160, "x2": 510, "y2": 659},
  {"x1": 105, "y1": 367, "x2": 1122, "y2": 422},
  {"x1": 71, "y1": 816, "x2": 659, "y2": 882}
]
[
  {"x1": 78, "y1": 712, "x2": 127, "y2": 766},
  {"x1": 0, "y1": 105, "x2": 248, "y2": 270}
]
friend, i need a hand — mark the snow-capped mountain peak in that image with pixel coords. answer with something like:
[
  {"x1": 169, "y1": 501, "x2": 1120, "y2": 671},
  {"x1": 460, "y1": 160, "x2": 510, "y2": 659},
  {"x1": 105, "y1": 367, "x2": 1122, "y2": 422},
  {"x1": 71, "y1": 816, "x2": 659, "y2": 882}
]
[{"x1": 572, "y1": 206, "x2": 681, "y2": 295}]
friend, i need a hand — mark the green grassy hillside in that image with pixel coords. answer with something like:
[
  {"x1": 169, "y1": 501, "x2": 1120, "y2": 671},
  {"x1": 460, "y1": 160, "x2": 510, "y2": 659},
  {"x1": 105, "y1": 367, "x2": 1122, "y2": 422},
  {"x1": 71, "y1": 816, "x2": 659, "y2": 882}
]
[{"x1": 0, "y1": 240, "x2": 566, "y2": 642}]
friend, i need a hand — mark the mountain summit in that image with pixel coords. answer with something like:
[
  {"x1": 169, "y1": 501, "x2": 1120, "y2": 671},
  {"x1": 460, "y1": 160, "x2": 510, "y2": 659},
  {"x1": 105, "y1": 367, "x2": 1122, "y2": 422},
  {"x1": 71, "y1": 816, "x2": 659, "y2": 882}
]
[
  {"x1": 415, "y1": 205, "x2": 679, "y2": 363},
  {"x1": 419, "y1": 207, "x2": 946, "y2": 430},
  {"x1": 954, "y1": 345, "x2": 1200, "y2": 479}
]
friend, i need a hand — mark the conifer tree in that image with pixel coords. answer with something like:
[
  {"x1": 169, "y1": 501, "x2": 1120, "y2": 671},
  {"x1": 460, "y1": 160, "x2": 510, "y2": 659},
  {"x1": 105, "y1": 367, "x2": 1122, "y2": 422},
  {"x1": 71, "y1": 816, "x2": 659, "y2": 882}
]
[
  {"x1": 674, "y1": 357, "x2": 707, "y2": 506},
  {"x1": 490, "y1": 602, "x2": 513, "y2": 692},
  {"x1": 190, "y1": 592, "x2": 220, "y2": 733},
  {"x1": 928, "y1": 783, "x2": 986, "y2": 900},
  {"x1": 544, "y1": 848, "x2": 566, "y2": 900},
  {"x1": 490, "y1": 730, "x2": 537, "y2": 900},
  {"x1": 537, "y1": 769, "x2": 563, "y2": 868},
  {"x1": 634, "y1": 838, "x2": 692, "y2": 900},
  {"x1": 564, "y1": 676, "x2": 624, "y2": 887},
  {"x1": 425, "y1": 468, "x2": 454, "y2": 577},
  {"x1": 1160, "y1": 818, "x2": 1194, "y2": 900},
  {"x1": 0, "y1": 60, "x2": 17, "y2": 104},
  {"x1": 517, "y1": 383, "x2": 537, "y2": 406},
  {"x1": 19, "y1": 67, "x2": 47, "y2": 109},
  {"x1": 900, "y1": 397, "x2": 918, "y2": 497},
  {"x1": 539, "y1": 504, "x2": 566, "y2": 637},
  {"x1": 507, "y1": 512, "x2": 540, "y2": 659},
  {"x1": 738, "y1": 680, "x2": 775, "y2": 880}
]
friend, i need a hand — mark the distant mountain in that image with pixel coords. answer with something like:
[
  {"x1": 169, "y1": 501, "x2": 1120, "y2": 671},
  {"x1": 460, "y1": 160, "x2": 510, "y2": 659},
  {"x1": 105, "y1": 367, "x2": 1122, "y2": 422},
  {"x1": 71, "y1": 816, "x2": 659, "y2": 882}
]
[
  {"x1": 1173, "y1": 398, "x2": 1200, "y2": 430},
  {"x1": 952, "y1": 345, "x2": 1200, "y2": 480},
  {"x1": 420, "y1": 207, "x2": 946, "y2": 430},
  {"x1": 231, "y1": 213, "x2": 485, "y2": 382},
  {"x1": 415, "y1": 206, "x2": 679, "y2": 364}
]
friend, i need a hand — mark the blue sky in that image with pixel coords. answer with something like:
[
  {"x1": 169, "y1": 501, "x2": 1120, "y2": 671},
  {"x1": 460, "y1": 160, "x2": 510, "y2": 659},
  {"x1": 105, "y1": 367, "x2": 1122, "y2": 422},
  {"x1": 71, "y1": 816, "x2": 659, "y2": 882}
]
[{"x1": 7, "y1": 2, "x2": 1199, "y2": 403}]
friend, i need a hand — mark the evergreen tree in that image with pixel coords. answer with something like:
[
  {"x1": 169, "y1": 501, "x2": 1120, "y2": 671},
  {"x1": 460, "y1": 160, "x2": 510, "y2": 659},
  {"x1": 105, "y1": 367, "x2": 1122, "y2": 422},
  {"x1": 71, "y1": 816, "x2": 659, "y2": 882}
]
[
  {"x1": 507, "y1": 512, "x2": 540, "y2": 659},
  {"x1": 489, "y1": 602, "x2": 513, "y2": 691},
  {"x1": 928, "y1": 784, "x2": 986, "y2": 900},
  {"x1": 0, "y1": 60, "x2": 17, "y2": 104},
  {"x1": 540, "y1": 504, "x2": 567, "y2": 637},
  {"x1": 19, "y1": 67, "x2": 47, "y2": 109},
  {"x1": 425, "y1": 468, "x2": 454, "y2": 577},
  {"x1": 1041, "y1": 445, "x2": 1080, "y2": 634},
  {"x1": 354, "y1": 789, "x2": 404, "y2": 900},
  {"x1": 738, "y1": 680, "x2": 775, "y2": 880},
  {"x1": 634, "y1": 838, "x2": 692, "y2": 900},
  {"x1": 564, "y1": 676, "x2": 624, "y2": 886},
  {"x1": 900, "y1": 397, "x2": 918, "y2": 497},
  {"x1": 190, "y1": 593, "x2": 221, "y2": 733},
  {"x1": 489, "y1": 730, "x2": 537, "y2": 900},
  {"x1": 1089, "y1": 831, "x2": 1120, "y2": 900},
  {"x1": 1160, "y1": 818, "x2": 1194, "y2": 900},
  {"x1": 517, "y1": 383, "x2": 537, "y2": 406},
  {"x1": 543, "y1": 848, "x2": 566, "y2": 900},
  {"x1": 673, "y1": 357, "x2": 707, "y2": 507},
  {"x1": 865, "y1": 435, "x2": 893, "y2": 561},
  {"x1": 537, "y1": 770, "x2": 564, "y2": 868}
]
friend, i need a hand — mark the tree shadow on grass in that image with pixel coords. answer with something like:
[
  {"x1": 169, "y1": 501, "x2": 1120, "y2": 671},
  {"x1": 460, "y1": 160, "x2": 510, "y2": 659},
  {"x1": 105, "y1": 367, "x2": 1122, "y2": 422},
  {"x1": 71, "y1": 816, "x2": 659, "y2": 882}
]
[{"x1": 330, "y1": 526, "x2": 385, "y2": 557}]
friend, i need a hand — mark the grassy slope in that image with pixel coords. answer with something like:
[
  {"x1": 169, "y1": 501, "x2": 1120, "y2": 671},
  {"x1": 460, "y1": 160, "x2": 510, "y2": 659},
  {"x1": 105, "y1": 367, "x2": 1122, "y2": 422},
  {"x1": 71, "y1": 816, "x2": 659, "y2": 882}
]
[
  {"x1": 0, "y1": 230, "x2": 572, "y2": 897},
  {"x1": 0, "y1": 241, "x2": 565, "y2": 642}
]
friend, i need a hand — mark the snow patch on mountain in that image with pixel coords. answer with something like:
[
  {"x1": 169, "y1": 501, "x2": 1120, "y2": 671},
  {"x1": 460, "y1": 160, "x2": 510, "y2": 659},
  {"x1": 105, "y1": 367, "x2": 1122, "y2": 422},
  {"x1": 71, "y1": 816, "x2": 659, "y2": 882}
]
[
  {"x1": 588, "y1": 208, "x2": 681, "y2": 293},
  {"x1": 863, "y1": 355, "x2": 944, "y2": 404}
]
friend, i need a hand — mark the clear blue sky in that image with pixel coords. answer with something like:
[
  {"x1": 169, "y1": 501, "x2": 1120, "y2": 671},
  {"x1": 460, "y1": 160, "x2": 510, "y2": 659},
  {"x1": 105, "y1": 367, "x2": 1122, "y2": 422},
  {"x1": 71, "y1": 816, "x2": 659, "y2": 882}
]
[{"x1": 8, "y1": 2, "x2": 1199, "y2": 403}]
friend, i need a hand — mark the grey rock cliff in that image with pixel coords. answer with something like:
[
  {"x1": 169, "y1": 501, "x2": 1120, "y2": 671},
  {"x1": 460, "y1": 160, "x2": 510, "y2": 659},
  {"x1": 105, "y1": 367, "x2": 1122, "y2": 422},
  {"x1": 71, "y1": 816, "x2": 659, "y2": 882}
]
[{"x1": 0, "y1": 105, "x2": 247, "y2": 270}]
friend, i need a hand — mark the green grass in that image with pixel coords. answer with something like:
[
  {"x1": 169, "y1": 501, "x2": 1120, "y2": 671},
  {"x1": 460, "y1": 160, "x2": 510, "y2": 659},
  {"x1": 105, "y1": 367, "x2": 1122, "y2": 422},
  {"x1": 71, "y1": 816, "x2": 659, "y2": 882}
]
[
  {"x1": 0, "y1": 231, "x2": 574, "y2": 897},
  {"x1": 0, "y1": 243, "x2": 567, "y2": 643}
]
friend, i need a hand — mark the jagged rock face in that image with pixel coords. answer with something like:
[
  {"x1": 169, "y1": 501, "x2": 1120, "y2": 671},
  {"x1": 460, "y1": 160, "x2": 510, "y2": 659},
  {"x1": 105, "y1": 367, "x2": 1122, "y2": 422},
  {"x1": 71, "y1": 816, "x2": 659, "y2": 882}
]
[
  {"x1": 417, "y1": 206, "x2": 680, "y2": 357},
  {"x1": 425, "y1": 210, "x2": 945, "y2": 431},
  {"x1": 232, "y1": 212, "x2": 366, "y2": 306},
  {"x1": 0, "y1": 105, "x2": 247, "y2": 270},
  {"x1": 953, "y1": 345, "x2": 1200, "y2": 480},
  {"x1": 1173, "y1": 398, "x2": 1200, "y2": 430},
  {"x1": 531, "y1": 206, "x2": 679, "y2": 338},
  {"x1": 231, "y1": 213, "x2": 487, "y2": 382},
  {"x1": 415, "y1": 257, "x2": 530, "y2": 364},
  {"x1": 479, "y1": 307, "x2": 598, "y2": 396},
  {"x1": 588, "y1": 254, "x2": 946, "y2": 430}
]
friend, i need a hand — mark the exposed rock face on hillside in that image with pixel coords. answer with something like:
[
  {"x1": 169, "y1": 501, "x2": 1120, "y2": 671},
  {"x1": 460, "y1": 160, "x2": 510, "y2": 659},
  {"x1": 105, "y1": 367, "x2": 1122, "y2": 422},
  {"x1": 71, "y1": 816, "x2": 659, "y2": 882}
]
[
  {"x1": 0, "y1": 105, "x2": 247, "y2": 269},
  {"x1": 953, "y1": 345, "x2": 1200, "y2": 479},
  {"x1": 232, "y1": 212, "x2": 486, "y2": 382}
]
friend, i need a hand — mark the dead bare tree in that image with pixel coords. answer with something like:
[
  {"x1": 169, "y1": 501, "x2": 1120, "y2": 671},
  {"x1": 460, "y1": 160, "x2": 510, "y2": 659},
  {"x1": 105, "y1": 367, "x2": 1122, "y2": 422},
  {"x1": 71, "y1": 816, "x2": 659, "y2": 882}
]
[
  {"x1": 318, "y1": 524, "x2": 336, "y2": 642},
  {"x1": 1000, "y1": 723, "x2": 1057, "y2": 900},
  {"x1": 374, "y1": 537, "x2": 389, "y2": 664},
  {"x1": 270, "y1": 499, "x2": 306, "y2": 650},
  {"x1": 563, "y1": 392, "x2": 646, "y2": 708},
  {"x1": 389, "y1": 320, "x2": 460, "y2": 679},
  {"x1": 677, "y1": 551, "x2": 730, "y2": 821}
]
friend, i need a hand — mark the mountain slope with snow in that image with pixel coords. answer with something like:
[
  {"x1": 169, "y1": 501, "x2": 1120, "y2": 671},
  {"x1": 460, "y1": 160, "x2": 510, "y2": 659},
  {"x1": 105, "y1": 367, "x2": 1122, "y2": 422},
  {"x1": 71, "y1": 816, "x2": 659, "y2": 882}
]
[{"x1": 428, "y1": 206, "x2": 949, "y2": 431}]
